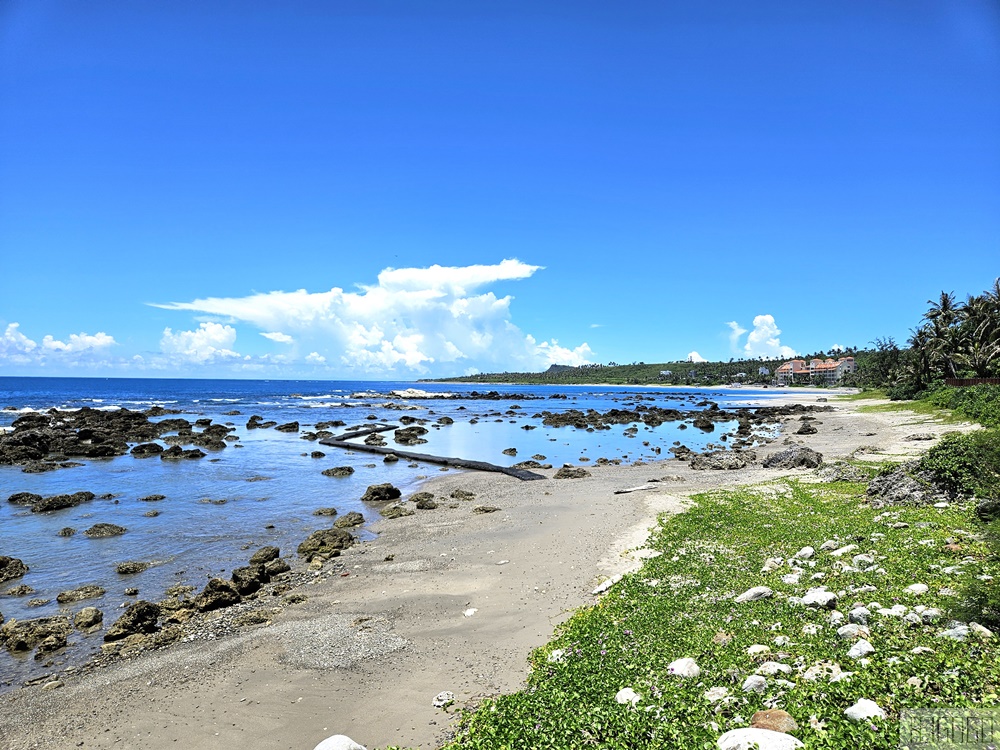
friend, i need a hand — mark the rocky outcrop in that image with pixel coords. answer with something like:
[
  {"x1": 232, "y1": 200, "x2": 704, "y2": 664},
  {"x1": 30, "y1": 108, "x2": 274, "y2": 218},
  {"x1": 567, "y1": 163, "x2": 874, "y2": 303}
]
[
  {"x1": 322, "y1": 466, "x2": 354, "y2": 478},
  {"x1": 866, "y1": 463, "x2": 938, "y2": 507},
  {"x1": 334, "y1": 511, "x2": 365, "y2": 528},
  {"x1": 56, "y1": 584, "x2": 105, "y2": 603},
  {"x1": 274, "y1": 422, "x2": 300, "y2": 433},
  {"x1": 74, "y1": 606, "x2": 103, "y2": 631},
  {"x1": 30, "y1": 491, "x2": 96, "y2": 513},
  {"x1": 0, "y1": 556, "x2": 28, "y2": 584},
  {"x1": 1, "y1": 615, "x2": 73, "y2": 653},
  {"x1": 84, "y1": 523, "x2": 127, "y2": 538},
  {"x1": 691, "y1": 451, "x2": 756, "y2": 471},
  {"x1": 194, "y1": 579, "x2": 242, "y2": 612},
  {"x1": 160, "y1": 446, "x2": 206, "y2": 460},
  {"x1": 360, "y1": 483, "x2": 401, "y2": 503},
  {"x1": 763, "y1": 447, "x2": 823, "y2": 469},
  {"x1": 104, "y1": 601, "x2": 161, "y2": 641},
  {"x1": 231, "y1": 565, "x2": 269, "y2": 595},
  {"x1": 381, "y1": 504, "x2": 415, "y2": 519},
  {"x1": 297, "y1": 528, "x2": 354, "y2": 559},
  {"x1": 554, "y1": 466, "x2": 591, "y2": 479},
  {"x1": 116, "y1": 561, "x2": 153, "y2": 575},
  {"x1": 394, "y1": 426, "x2": 429, "y2": 446},
  {"x1": 130, "y1": 443, "x2": 164, "y2": 457},
  {"x1": 249, "y1": 546, "x2": 280, "y2": 566}
]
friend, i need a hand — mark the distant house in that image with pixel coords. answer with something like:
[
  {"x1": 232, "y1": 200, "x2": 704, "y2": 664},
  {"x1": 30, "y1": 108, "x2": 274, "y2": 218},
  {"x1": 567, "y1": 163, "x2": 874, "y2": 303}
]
[
  {"x1": 775, "y1": 357, "x2": 856, "y2": 385},
  {"x1": 758, "y1": 366, "x2": 770, "y2": 376},
  {"x1": 660, "y1": 370, "x2": 673, "y2": 377}
]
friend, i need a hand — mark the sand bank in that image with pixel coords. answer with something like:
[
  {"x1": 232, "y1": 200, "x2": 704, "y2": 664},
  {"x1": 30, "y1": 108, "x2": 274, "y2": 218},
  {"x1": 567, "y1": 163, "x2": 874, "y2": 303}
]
[{"x1": 0, "y1": 393, "x2": 971, "y2": 750}]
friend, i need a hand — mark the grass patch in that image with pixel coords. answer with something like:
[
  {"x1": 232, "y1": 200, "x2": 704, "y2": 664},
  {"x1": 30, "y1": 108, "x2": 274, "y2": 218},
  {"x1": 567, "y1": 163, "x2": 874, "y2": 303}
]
[
  {"x1": 443, "y1": 479, "x2": 997, "y2": 750},
  {"x1": 855, "y1": 399, "x2": 960, "y2": 423},
  {"x1": 835, "y1": 389, "x2": 889, "y2": 402}
]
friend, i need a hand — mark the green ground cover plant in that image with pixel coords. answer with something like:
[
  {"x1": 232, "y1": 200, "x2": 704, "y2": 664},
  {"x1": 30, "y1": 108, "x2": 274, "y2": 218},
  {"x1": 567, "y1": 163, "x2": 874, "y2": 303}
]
[{"x1": 443, "y1": 478, "x2": 998, "y2": 750}]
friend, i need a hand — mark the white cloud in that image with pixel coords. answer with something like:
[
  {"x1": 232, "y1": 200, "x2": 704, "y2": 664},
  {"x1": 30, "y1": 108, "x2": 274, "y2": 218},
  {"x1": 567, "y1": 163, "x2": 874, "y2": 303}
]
[
  {"x1": 726, "y1": 321, "x2": 747, "y2": 352},
  {"x1": 725, "y1": 314, "x2": 798, "y2": 360},
  {"x1": 830, "y1": 343, "x2": 844, "y2": 352},
  {"x1": 152, "y1": 259, "x2": 591, "y2": 375},
  {"x1": 41, "y1": 331, "x2": 116, "y2": 352},
  {"x1": 261, "y1": 331, "x2": 294, "y2": 344},
  {"x1": 305, "y1": 351, "x2": 326, "y2": 364},
  {"x1": 589, "y1": 323, "x2": 603, "y2": 329},
  {"x1": 687, "y1": 351, "x2": 707, "y2": 363},
  {"x1": 1, "y1": 323, "x2": 38, "y2": 363},
  {"x1": 160, "y1": 322, "x2": 240, "y2": 363}
]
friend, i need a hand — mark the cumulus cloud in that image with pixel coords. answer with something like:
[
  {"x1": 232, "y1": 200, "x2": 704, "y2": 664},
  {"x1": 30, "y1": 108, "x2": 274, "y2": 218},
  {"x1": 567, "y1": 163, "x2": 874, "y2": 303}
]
[
  {"x1": 160, "y1": 322, "x2": 240, "y2": 363},
  {"x1": 687, "y1": 351, "x2": 707, "y2": 363},
  {"x1": 1, "y1": 323, "x2": 38, "y2": 363},
  {"x1": 305, "y1": 351, "x2": 326, "y2": 364},
  {"x1": 152, "y1": 259, "x2": 591, "y2": 375},
  {"x1": 830, "y1": 343, "x2": 844, "y2": 352},
  {"x1": 726, "y1": 321, "x2": 747, "y2": 352},
  {"x1": 41, "y1": 331, "x2": 116, "y2": 352},
  {"x1": 261, "y1": 331, "x2": 294, "y2": 344},
  {"x1": 725, "y1": 314, "x2": 798, "y2": 359}
]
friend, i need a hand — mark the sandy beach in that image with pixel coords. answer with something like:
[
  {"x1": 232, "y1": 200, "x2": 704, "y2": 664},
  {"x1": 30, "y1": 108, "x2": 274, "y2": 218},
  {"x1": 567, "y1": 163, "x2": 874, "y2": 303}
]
[{"x1": 0, "y1": 391, "x2": 973, "y2": 750}]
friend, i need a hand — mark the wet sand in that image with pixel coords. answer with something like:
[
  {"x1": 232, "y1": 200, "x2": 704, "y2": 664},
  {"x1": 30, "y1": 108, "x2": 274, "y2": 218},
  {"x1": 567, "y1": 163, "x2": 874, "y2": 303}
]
[{"x1": 0, "y1": 391, "x2": 971, "y2": 750}]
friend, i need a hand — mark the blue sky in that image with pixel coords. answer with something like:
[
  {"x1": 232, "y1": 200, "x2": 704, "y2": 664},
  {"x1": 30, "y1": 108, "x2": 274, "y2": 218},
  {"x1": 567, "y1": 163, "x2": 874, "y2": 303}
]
[{"x1": 1, "y1": 1, "x2": 998, "y2": 379}]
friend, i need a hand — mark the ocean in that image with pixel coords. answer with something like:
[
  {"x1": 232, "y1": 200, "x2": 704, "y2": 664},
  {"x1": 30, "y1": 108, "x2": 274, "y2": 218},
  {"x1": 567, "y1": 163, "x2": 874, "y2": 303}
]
[{"x1": 0, "y1": 376, "x2": 781, "y2": 688}]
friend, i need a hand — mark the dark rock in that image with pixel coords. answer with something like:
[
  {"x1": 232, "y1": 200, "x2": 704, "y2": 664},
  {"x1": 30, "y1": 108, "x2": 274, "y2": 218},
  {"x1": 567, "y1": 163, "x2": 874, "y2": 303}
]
[
  {"x1": 394, "y1": 426, "x2": 429, "y2": 446},
  {"x1": 866, "y1": 463, "x2": 938, "y2": 507},
  {"x1": 31, "y1": 491, "x2": 95, "y2": 513},
  {"x1": 473, "y1": 506, "x2": 501, "y2": 514},
  {"x1": 3, "y1": 584, "x2": 33, "y2": 596},
  {"x1": 74, "y1": 606, "x2": 103, "y2": 631},
  {"x1": 310, "y1": 451, "x2": 326, "y2": 458},
  {"x1": 56, "y1": 584, "x2": 105, "y2": 603},
  {"x1": 669, "y1": 445, "x2": 694, "y2": 461},
  {"x1": 297, "y1": 528, "x2": 354, "y2": 558},
  {"x1": 116, "y1": 561, "x2": 153, "y2": 575},
  {"x1": 690, "y1": 450, "x2": 757, "y2": 471},
  {"x1": 334, "y1": 511, "x2": 365, "y2": 528},
  {"x1": 124, "y1": 587, "x2": 139, "y2": 596},
  {"x1": 313, "y1": 507, "x2": 338, "y2": 516},
  {"x1": 381, "y1": 504, "x2": 415, "y2": 519},
  {"x1": 160, "y1": 446, "x2": 206, "y2": 460},
  {"x1": 502, "y1": 448, "x2": 517, "y2": 456},
  {"x1": 0, "y1": 556, "x2": 29, "y2": 584},
  {"x1": 194, "y1": 579, "x2": 242, "y2": 612},
  {"x1": 795, "y1": 423, "x2": 818, "y2": 435},
  {"x1": 0, "y1": 616, "x2": 72, "y2": 653},
  {"x1": 763, "y1": 446, "x2": 823, "y2": 469},
  {"x1": 139, "y1": 494, "x2": 166, "y2": 502},
  {"x1": 130, "y1": 443, "x2": 164, "y2": 457},
  {"x1": 322, "y1": 466, "x2": 354, "y2": 478},
  {"x1": 415, "y1": 496, "x2": 438, "y2": 510},
  {"x1": 104, "y1": 601, "x2": 161, "y2": 641},
  {"x1": 383, "y1": 453, "x2": 400, "y2": 463},
  {"x1": 249, "y1": 546, "x2": 280, "y2": 565},
  {"x1": 554, "y1": 466, "x2": 591, "y2": 479},
  {"x1": 84, "y1": 523, "x2": 127, "y2": 538},
  {"x1": 436, "y1": 416, "x2": 454, "y2": 425},
  {"x1": 904, "y1": 433, "x2": 936, "y2": 441},
  {"x1": 231, "y1": 565, "x2": 269, "y2": 595},
  {"x1": 360, "y1": 483, "x2": 402, "y2": 503},
  {"x1": 274, "y1": 422, "x2": 300, "y2": 433},
  {"x1": 7, "y1": 492, "x2": 41, "y2": 506},
  {"x1": 57, "y1": 527, "x2": 76, "y2": 537},
  {"x1": 34, "y1": 632, "x2": 69, "y2": 658},
  {"x1": 450, "y1": 489, "x2": 476, "y2": 501},
  {"x1": 264, "y1": 558, "x2": 291, "y2": 577}
]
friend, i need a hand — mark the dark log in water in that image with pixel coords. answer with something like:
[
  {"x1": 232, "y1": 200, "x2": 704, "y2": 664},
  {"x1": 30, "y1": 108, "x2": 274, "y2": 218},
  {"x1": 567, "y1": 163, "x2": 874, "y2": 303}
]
[{"x1": 319, "y1": 424, "x2": 546, "y2": 481}]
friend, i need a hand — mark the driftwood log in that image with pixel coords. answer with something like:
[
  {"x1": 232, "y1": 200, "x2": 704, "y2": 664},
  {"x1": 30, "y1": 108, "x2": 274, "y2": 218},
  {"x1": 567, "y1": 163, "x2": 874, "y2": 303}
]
[{"x1": 319, "y1": 424, "x2": 545, "y2": 481}]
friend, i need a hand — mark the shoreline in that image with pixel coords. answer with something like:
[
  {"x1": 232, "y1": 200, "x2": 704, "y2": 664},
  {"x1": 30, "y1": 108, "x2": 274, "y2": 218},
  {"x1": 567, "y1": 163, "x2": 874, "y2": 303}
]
[{"x1": 0, "y1": 392, "x2": 972, "y2": 750}]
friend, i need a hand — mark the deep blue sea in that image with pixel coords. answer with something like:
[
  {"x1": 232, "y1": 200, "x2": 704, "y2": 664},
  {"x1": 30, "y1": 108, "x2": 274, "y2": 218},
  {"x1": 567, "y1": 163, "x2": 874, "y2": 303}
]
[{"x1": 0, "y1": 376, "x2": 782, "y2": 687}]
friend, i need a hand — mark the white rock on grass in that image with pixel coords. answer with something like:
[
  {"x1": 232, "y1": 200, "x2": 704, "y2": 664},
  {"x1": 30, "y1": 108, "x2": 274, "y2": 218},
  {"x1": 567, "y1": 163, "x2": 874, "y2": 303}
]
[
  {"x1": 547, "y1": 649, "x2": 566, "y2": 663},
  {"x1": 781, "y1": 573, "x2": 801, "y2": 585},
  {"x1": 667, "y1": 658, "x2": 701, "y2": 678},
  {"x1": 704, "y1": 686, "x2": 730, "y2": 703},
  {"x1": 615, "y1": 687, "x2": 641, "y2": 706},
  {"x1": 847, "y1": 639, "x2": 875, "y2": 659},
  {"x1": 742, "y1": 675, "x2": 768, "y2": 693},
  {"x1": 756, "y1": 661, "x2": 792, "y2": 676},
  {"x1": 747, "y1": 644, "x2": 771, "y2": 656},
  {"x1": 717, "y1": 728, "x2": 804, "y2": 750},
  {"x1": 970, "y1": 622, "x2": 994, "y2": 639},
  {"x1": 830, "y1": 544, "x2": 858, "y2": 557},
  {"x1": 793, "y1": 546, "x2": 815, "y2": 560},
  {"x1": 844, "y1": 699, "x2": 885, "y2": 722},
  {"x1": 735, "y1": 586, "x2": 773, "y2": 603},
  {"x1": 938, "y1": 625, "x2": 970, "y2": 641},
  {"x1": 313, "y1": 736, "x2": 367, "y2": 750},
  {"x1": 432, "y1": 691, "x2": 455, "y2": 708},
  {"x1": 801, "y1": 588, "x2": 837, "y2": 609},
  {"x1": 837, "y1": 624, "x2": 870, "y2": 640},
  {"x1": 906, "y1": 583, "x2": 929, "y2": 595},
  {"x1": 819, "y1": 540, "x2": 839, "y2": 551},
  {"x1": 848, "y1": 607, "x2": 870, "y2": 625},
  {"x1": 829, "y1": 611, "x2": 845, "y2": 625},
  {"x1": 761, "y1": 557, "x2": 784, "y2": 573}
]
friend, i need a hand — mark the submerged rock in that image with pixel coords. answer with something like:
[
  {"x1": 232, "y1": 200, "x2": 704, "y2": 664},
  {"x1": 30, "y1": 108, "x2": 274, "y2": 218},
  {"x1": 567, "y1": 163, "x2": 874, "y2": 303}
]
[
  {"x1": 56, "y1": 584, "x2": 106, "y2": 603},
  {"x1": 322, "y1": 466, "x2": 355, "y2": 478},
  {"x1": 0, "y1": 615, "x2": 72, "y2": 653},
  {"x1": 334, "y1": 511, "x2": 365, "y2": 528},
  {"x1": 360, "y1": 483, "x2": 402, "y2": 503},
  {"x1": 0, "y1": 556, "x2": 28, "y2": 584},
  {"x1": 84, "y1": 523, "x2": 127, "y2": 538}
]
